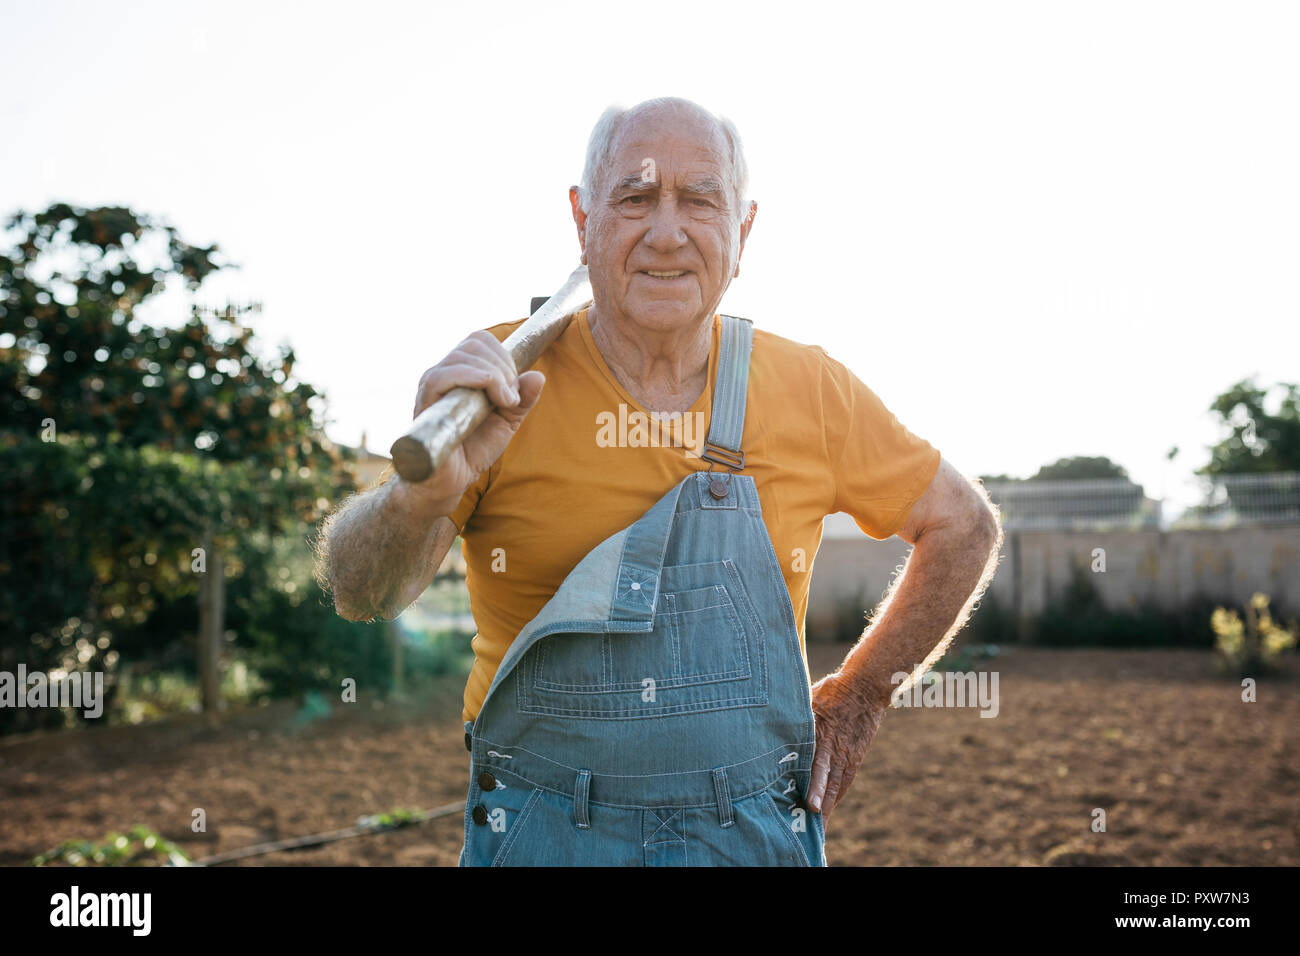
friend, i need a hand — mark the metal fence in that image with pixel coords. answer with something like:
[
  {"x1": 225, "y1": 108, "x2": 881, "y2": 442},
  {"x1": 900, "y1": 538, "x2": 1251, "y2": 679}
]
[
  {"x1": 1175, "y1": 472, "x2": 1300, "y2": 527},
  {"x1": 982, "y1": 478, "x2": 1159, "y2": 531},
  {"x1": 983, "y1": 473, "x2": 1300, "y2": 531}
]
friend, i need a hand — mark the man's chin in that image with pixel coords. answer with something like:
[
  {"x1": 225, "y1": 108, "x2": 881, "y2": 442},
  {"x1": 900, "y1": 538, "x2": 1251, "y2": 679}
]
[{"x1": 622, "y1": 296, "x2": 707, "y2": 332}]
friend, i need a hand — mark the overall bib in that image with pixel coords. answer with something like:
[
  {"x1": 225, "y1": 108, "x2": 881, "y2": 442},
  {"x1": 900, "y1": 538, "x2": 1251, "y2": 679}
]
[{"x1": 458, "y1": 315, "x2": 827, "y2": 866}]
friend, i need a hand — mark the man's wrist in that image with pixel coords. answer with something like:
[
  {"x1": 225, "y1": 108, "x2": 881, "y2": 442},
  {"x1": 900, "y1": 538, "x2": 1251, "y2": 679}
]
[
  {"x1": 387, "y1": 474, "x2": 464, "y2": 524},
  {"x1": 836, "y1": 633, "x2": 901, "y2": 710}
]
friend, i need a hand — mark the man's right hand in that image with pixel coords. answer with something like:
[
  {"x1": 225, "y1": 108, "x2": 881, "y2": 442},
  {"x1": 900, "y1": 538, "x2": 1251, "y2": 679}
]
[{"x1": 398, "y1": 329, "x2": 546, "y2": 515}]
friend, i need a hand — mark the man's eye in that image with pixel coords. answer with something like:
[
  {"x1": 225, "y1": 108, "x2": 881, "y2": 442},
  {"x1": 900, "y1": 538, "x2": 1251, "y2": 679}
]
[
  {"x1": 623, "y1": 195, "x2": 646, "y2": 205},
  {"x1": 690, "y1": 198, "x2": 714, "y2": 207}
]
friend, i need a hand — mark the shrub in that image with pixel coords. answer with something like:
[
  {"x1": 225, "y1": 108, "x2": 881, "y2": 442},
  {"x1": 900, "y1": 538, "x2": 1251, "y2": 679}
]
[{"x1": 1212, "y1": 592, "x2": 1297, "y2": 677}]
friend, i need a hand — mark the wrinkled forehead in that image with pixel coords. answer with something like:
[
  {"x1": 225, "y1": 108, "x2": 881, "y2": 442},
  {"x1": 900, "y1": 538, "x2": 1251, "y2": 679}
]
[{"x1": 601, "y1": 109, "x2": 731, "y2": 187}]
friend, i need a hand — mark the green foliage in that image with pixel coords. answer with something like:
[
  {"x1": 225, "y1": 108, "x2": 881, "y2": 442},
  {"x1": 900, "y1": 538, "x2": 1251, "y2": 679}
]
[
  {"x1": 402, "y1": 579, "x2": 476, "y2": 679},
  {"x1": 229, "y1": 535, "x2": 395, "y2": 700},
  {"x1": 1, "y1": 435, "x2": 315, "y2": 646},
  {"x1": 979, "y1": 456, "x2": 1132, "y2": 484},
  {"x1": 1029, "y1": 456, "x2": 1130, "y2": 481},
  {"x1": 818, "y1": 586, "x2": 1016, "y2": 647},
  {"x1": 821, "y1": 591, "x2": 870, "y2": 643},
  {"x1": 356, "y1": 808, "x2": 421, "y2": 830},
  {"x1": 0, "y1": 202, "x2": 369, "y2": 733},
  {"x1": 31, "y1": 825, "x2": 189, "y2": 867},
  {"x1": 931, "y1": 641, "x2": 1001, "y2": 674},
  {"x1": 404, "y1": 628, "x2": 476, "y2": 681},
  {"x1": 1, "y1": 202, "x2": 351, "y2": 476},
  {"x1": 960, "y1": 589, "x2": 1015, "y2": 644},
  {"x1": 111, "y1": 660, "x2": 269, "y2": 725},
  {"x1": 1034, "y1": 562, "x2": 1232, "y2": 648},
  {"x1": 1201, "y1": 378, "x2": 1300, "y2": 476},
  {"x1": 1211, "y1": 593, "x2": 1297, "y2": 677}
]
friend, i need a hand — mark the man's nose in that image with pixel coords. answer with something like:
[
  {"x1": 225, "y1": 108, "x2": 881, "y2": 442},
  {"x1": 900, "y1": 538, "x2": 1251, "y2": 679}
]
[{"x1": 643, "y1": 195, "x2": 689, "y2": 252}]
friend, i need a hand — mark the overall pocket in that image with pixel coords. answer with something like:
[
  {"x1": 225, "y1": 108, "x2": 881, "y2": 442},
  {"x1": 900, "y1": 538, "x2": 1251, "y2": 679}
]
[
  {"x1": 763, "y1": 773, "x2": 823, "y2": 867},
  {"x1": 490, "y1": 787, "x2": 545, "y2": 867},
  {"x1": 761, "y1": 789, "x2": 812, "y2": 866},
  {"x1": 462, "y1": 772, "x2": 546, "y2": 868},
  {"x1": 520, "y1": 559, "x2": 768, "y2": 719}
]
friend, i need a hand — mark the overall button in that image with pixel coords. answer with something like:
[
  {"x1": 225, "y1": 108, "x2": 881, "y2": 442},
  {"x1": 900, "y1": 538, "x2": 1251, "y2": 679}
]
[
  {"x1": 478, "y1": 771, "x2": 497, "y2": 791},
  {"x1": 472, "y1": 805, "x2": 488, "y2": 826}
]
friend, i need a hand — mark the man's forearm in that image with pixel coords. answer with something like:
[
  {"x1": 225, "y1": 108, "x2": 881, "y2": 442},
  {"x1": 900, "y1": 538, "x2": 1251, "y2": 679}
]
[
  {"x1": 314, "y1": 478, "x2": 459, "y2": 622},
  {"x1": 837, "y1": 506, "x2": 1003, "y2": 705}
]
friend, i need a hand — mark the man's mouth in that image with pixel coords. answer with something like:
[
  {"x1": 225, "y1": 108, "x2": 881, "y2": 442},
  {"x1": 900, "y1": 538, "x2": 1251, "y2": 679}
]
[{"x1": 641, "y1": 270, "x2": 691, "y2": 279}]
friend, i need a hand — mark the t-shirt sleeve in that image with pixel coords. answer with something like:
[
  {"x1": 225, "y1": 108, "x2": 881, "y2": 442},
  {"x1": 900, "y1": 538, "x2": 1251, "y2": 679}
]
[
  {"x1": 448, "y1": 466, "x2": 491, "y2": 533},
  {"x1": 820, "y1": 348, "x2": 942, "y2": 540}
]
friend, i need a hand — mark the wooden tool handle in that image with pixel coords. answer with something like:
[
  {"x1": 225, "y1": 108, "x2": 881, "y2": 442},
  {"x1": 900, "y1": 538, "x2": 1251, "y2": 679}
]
[{"x1": 389, "y1": 265, "x2": 592, "y2": 482}]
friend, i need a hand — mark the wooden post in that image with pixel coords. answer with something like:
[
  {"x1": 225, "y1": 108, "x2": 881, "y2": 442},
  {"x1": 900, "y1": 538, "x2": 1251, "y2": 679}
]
[
  {"x1": 198, "y1": 529, "x2": 225, "y2": 713},
  {"x1": 188, "y1": 301, "x2": 262, "y2": 716},
  {"x1": 1010, "y1": 530, "x2": 1031, "y2": 642}
]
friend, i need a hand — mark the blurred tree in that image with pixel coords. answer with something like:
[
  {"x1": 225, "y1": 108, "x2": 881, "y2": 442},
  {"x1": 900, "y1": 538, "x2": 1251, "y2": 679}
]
[
  {"x1": 0, "y1": 203, "x2": 368, "y2": 732},
  {"x1": 979, "y1": 456, "x2": 1131, "y2": 484},
  {"x1": 1, "y1": 203, "x2": 341, "y2": 472},
  {"x1": 977, "y1": 455, "x2": 1133, "y2": 486},
  {"x1": 1200, "y1": 378, "x2": 1300, "y2": 475},
  {"x1": 1029, "y1": 456, "x2": 1129, "y2": 481}
]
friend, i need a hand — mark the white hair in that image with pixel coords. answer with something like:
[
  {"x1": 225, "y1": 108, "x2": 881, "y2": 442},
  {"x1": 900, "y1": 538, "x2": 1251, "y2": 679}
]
[{"x1": 577, "y1": 97, "x2": 753, "y2": 225}]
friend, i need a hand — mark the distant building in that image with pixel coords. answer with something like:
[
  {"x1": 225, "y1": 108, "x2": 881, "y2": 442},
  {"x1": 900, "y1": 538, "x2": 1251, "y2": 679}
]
[
  {"x1": 333, "y1": 432, "x2": 464, "y2": 579},
  {"x1": 337, "y1": 431, "x2": 392, "y2": 491}
]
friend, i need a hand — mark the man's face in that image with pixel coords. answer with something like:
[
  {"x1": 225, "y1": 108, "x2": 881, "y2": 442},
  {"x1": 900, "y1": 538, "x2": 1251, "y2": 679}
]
[{"x1": 571, "y1": 109, "x2": 755, "y2": 335}]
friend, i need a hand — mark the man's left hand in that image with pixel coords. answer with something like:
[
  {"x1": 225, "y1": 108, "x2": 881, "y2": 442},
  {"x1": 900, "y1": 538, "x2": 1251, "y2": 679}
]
[{"x1": 807, "y1": 671, "x2": 889, "y2": 827}]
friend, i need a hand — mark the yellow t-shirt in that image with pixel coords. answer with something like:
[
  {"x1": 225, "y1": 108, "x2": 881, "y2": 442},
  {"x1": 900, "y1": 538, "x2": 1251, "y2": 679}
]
[{"x1": 450, "y1": 308, "x2": 941, "y2": 722}]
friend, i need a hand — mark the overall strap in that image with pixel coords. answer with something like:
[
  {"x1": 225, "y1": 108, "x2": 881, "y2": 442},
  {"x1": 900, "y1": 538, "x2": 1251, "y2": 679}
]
[
  {"x1": 701, "y1": 314, "x2": 754, "y2": 472},
  {"x1": 606, "y1": 314, "x2": 755, "y2": 621}
]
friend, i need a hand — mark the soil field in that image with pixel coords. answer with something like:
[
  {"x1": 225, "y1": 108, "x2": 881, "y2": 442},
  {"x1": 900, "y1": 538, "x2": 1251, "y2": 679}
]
[{"x1": 2, "y1": 645, "x2": 1297, "y2": 866}]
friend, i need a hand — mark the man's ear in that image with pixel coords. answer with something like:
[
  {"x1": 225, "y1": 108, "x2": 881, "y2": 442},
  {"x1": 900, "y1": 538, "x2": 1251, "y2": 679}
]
[
  {"x1": 569, "y1": 186, "x2": 589, "y2": 265},
  {"x1": 734, "y1": 200, "x2": 757, "y2": 277}
]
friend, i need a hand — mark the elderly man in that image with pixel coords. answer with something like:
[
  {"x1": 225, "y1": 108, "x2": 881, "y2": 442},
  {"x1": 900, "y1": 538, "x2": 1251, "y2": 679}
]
[{"x1": 321, "y1": 97, "x2": 1002, "y2": 866}]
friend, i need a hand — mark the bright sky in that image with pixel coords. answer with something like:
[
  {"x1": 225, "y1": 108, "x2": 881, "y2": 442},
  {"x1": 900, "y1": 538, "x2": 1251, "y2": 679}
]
[{"x1": 3, "y1": 0, "x2": 1297, "y2": 517}]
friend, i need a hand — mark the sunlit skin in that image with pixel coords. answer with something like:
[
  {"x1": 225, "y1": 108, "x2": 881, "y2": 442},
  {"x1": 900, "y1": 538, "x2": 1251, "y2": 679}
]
[{"x1": 568, "y1": 103, "x2": 756, "y2": 415}]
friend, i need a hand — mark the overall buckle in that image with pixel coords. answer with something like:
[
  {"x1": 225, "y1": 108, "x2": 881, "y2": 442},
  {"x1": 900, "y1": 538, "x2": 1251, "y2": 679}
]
[{"x1": 701, "y1": 443, "x2": 745, "y2": 500}]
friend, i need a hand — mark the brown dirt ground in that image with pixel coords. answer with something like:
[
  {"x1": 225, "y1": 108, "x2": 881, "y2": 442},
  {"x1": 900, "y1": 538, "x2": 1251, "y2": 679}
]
[{"x1": 2, "y1": 645, "x2": 1297, "y2": 866}]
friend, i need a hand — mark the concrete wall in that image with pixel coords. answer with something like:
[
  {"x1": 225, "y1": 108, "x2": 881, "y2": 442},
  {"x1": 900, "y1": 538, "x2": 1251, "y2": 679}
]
[{"x1": 806, "y1": 516, "x2": 1300, "y2": 641}]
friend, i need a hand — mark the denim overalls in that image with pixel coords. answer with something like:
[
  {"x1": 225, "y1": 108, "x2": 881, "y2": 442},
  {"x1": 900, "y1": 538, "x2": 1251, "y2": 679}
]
[{"x1": 458, "y1": 315, "x2": 827, "y2": 866}]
